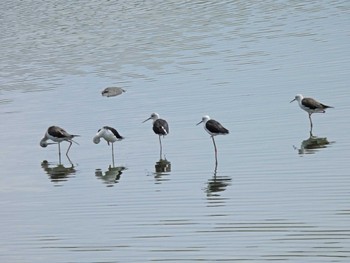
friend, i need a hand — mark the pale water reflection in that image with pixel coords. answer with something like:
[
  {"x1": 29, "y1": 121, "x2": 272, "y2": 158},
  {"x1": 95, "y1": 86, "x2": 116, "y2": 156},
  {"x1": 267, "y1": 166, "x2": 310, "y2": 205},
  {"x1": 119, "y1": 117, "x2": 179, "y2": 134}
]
[
  {"x1": 95, "y1": 166, "x2": 126, "y2": 187},
  {"x1": 155, "y1": 158, "x2": 171, "y2": 174},
  {"x1": 205, "y1": 173, "x2": 232, "y2": 197},
  {"x1": 295, "y1": 134, "x2": 334, "y2": 155},
  {"x1": 154, "y1": 158, "x2": 171, "y2": 183},
  {"x1": 41, "y1": 160, "x2": 76, "y2": 184}
]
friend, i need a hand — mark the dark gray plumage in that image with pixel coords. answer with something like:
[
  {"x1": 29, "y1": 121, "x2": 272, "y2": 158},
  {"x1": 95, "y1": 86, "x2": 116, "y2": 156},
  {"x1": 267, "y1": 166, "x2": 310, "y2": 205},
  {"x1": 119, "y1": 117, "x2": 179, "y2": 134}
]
[
  {"x1": 143, "y1": 113, "x2": 169, "y2": 159},
  {"x1": 40, "y1": 126, "x2": 79, "y2": 156}
]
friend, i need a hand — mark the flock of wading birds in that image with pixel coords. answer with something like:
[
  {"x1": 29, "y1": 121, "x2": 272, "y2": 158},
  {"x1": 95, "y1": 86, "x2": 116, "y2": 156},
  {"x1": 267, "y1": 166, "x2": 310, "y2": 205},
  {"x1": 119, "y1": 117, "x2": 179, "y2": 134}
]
[{"x1": 40, "y1": 90, "x2": 333, "y2": 162}]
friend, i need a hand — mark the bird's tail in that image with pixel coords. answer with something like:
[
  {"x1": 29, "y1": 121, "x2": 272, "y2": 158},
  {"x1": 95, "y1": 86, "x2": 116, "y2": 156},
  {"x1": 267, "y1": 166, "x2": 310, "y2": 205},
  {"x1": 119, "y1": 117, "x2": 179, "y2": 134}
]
[{"x1": 322, "y1": 104, "x2": 334, "y2": 109}]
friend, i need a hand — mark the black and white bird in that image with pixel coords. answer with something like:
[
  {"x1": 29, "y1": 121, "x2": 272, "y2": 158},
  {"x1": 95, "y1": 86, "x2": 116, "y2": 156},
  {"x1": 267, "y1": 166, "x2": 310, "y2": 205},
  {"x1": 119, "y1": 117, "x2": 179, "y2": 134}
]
[
  {"x1": 93, "y1": 126, "x2": 124, "y2": 165},
  {"x1": 290, "y1": 94, "x2": 333, "y2": 131},
  {"x1": 143, "y1": 113, "x2": 169, "y2": 159},
  {"x1": 40, "y1": 126, "x2": 79, "y2": 157},
  {"x1": 197, "y1": 115, "x2": 229, "y2": 164}
]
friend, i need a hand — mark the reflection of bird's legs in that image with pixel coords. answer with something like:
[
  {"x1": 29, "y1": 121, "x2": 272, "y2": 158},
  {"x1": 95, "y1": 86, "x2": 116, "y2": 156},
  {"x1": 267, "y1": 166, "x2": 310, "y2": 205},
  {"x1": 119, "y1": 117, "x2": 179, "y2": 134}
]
[
  {"x1": 211, "y1": 136, "x2": 218, "y2": 167},
  {"x1": 111, "y1": 143, "x2": 115, "y2": 167},
  {"x1": 214, "y1": 162, "x2": 218, "y2": 178},
  {"x1": 159, "y1": 135, "x2": 163, "y2": 160}
]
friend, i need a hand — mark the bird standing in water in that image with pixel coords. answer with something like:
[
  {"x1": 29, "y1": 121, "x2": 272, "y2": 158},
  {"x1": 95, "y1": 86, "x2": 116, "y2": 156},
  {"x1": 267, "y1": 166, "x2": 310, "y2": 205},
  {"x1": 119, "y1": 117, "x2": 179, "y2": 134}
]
[
  {"x1": 40, "y1": 126, "x2": 79, "y2": 160},
  {"x1": 290, "y1": 94, "x2": 333, "y2": 134},
  {"x1": 93, "y1": 126, "x2": 124, "y2": 166},
  {"x1": 143, "y1": 113, "x2": 169, "y2": 159},
  {"x1": 197, "y1": 115, "x2": 229, "y2": 166}
]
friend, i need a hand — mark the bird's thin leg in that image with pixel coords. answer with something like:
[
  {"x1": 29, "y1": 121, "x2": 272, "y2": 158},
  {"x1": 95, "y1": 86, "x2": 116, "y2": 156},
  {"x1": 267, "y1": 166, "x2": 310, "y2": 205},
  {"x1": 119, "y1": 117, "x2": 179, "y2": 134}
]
[
  {"x1": 308, "y1": 113, "x2": 313, "y2": 133},
  {"x1": 111, "y1": 143, "x2": 115, "y2": 167},
  {"x1": 66, "y1": 154, "x2": 73, "y2": 166},
  {"x1": 214, "y1": 162, "x2": 218, "y2": 178},
  {"x1": 159, "y1": 136, "x2": 163, "y2": 160},
  {"x1": 211, "y1": 136, "x2": 218, "y2": 166},
  {"x1": 66, "y1": 141, "x2": 72, "y2": 156},
  {"x1": 58, "y1": 142, "x2": 62, "y2": 163}
]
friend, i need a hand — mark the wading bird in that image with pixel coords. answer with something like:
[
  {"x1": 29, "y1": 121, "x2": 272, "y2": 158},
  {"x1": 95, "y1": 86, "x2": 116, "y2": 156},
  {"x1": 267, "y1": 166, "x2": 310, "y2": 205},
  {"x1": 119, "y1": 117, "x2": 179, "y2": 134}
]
[
  {"x1": 40, "y1": 126, "x2": 79, "y2": 158},
  {"x1": 290, "y1": 94, "x2": 333, "y2": 133},
  {"x1": 197, "y1": 115, "x2": 229, "y2": 165},
  {"x1": 143, "y1": 113, "x2": 169, "y2": 159},
  {"x1": 93, "y1": 126, "x2": 124, "y2": 165}
]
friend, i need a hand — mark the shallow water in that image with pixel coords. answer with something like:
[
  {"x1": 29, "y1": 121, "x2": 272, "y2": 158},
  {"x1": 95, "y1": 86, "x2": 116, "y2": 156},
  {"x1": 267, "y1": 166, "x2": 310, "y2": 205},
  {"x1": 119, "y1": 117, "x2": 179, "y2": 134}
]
[{"x1": 1, "y1": 1, "x2": 350, "y2": 262}]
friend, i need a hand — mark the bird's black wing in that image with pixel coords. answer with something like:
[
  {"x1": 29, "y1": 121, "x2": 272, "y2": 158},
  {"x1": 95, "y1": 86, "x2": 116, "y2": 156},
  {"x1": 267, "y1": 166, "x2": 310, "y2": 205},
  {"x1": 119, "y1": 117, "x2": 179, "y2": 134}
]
[
  {"x1": 302, "y1": 98, "x2": 323, "y2": 110},
  {"x1": 104, "y1": 126, "x2": 124, "y2": 139},
  {"x1": 206, "y1": 120, "x2": 229, "y2": 134},
  {"x1": 48, "y1": 126, "x2": 70, "y2": 138},
  {"x1": 153, "y1": 119, "x2": 169, "y2": 135}
]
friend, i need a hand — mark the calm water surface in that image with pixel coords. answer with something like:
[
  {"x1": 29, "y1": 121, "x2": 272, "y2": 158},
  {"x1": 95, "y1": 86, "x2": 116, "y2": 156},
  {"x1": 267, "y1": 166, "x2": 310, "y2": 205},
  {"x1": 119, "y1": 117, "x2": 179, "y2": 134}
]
[{"x1": 1, "y1": 1, "x2": 350, "y2": 262}]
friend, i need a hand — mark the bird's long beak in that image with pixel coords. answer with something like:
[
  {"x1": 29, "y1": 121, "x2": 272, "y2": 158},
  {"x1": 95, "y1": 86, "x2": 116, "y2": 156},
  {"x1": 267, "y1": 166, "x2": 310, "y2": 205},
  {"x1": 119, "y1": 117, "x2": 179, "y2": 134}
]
[
  {"x1": 142, "y1": 117, "x2": 151, "y2": 123},
  {"x1": 196, "y1": 120, "x2": 203, "y2": 126},
  {"x1": 290, "y1": 98, "x2": 296, "y2": 103}
]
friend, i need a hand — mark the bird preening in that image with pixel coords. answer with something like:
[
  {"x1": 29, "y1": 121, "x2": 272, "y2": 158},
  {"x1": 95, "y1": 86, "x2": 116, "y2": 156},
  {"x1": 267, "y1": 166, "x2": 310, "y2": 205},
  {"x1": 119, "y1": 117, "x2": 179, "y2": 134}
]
[
  {"x1": 197, "y1": 115, "x2": 229, "y2": 166},
  {"x1": 290, "y1": 94, "x2": 333, "y2": 135},
  {"x1": 40, "y1": 126, "x2": 80, "y2": 162},
  {"x1": 93, "y1": 126, "x2": 124, "y2": 166},
  {"x1": 143, "y1": 112, "x2": 169, "y2": 160}
]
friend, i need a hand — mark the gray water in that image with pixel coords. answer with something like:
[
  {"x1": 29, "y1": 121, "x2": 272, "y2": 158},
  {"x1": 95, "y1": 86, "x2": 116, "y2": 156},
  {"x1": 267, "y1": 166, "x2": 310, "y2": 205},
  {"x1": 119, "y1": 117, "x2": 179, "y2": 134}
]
[{"x1": 1, "y1": 1, "x2": 350, "y2": 262}]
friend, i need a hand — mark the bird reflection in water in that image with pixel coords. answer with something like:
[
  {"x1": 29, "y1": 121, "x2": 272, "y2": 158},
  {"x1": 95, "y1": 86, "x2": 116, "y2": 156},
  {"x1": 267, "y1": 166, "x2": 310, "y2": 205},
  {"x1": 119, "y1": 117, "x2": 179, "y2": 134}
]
[
  {"x1": 154, "y1": 158, "x2": 171, "y2": 182},
  {"x1": 95, "y1": 165, "x2": 126, "y2": 187},
  {"x1": 295, "y1": 133, "x2": 334, "y2": 155},
  {"x1": 41, "y1": 159, "x2": 76, "y2": 184},
  {"x1": 205, "y1": 165, "x2": 232, "y2": 197}
]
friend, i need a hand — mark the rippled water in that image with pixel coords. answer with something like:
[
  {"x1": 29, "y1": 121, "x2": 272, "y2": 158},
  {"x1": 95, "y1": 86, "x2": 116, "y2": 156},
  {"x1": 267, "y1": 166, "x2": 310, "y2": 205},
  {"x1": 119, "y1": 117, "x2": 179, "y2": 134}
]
[{"x1": 1, "y1": 0, "x2": 350, "y2": 262}]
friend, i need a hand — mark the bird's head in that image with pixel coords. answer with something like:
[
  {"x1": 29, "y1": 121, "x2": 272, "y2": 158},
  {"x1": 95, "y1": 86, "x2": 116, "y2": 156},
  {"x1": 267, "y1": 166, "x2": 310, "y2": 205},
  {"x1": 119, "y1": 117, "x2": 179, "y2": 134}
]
[
  {"x1": 40, "y1": 138, "x2": 56, "y2": 148},
  {"x1": 196, "y1": 115, "x2": 210, "y2": 125},
  {"x1": 143, "y1": 112, "x2": 160, "y2": 123},
  {"x1": 290, "y1": 94, "x2": 303, "y2": 103},
  {"x1": 92, "y1": 128, "x2": 103, "y2": 144}
]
